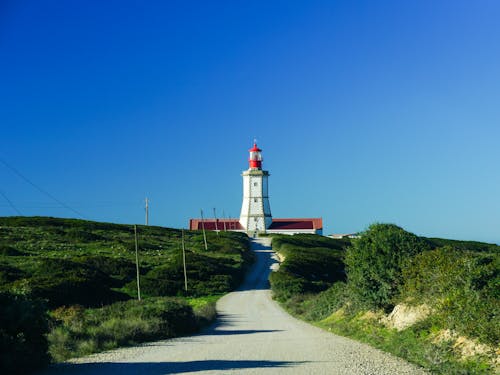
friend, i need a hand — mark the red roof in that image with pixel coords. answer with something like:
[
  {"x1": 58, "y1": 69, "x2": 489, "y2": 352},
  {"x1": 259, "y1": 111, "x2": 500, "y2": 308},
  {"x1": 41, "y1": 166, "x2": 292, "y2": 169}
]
[
  {"x1": 269, "y1": 218, "x2": 323, "y2": 230},
  {"x1": 189, "y1": 219, "x2": 243, "y2": 231},
  {"x1": 189, "y1": 218, "x2": 322, "y2": 231}
]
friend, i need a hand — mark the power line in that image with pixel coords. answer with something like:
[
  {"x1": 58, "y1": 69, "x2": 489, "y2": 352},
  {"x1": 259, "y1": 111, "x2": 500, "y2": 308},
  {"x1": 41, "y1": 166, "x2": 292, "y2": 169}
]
[
  {"x1": 0, "y1": 189, "x2": 22, "y2": 215},
  {"x1": 0, "y1": 158, "x2": 85, "y2": 218}
]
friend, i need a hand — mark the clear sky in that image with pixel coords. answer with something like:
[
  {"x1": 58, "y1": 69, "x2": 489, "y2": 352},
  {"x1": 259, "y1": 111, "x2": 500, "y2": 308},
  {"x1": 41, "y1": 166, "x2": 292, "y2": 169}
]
[{"x1": 1, "y1": 1, "x2": 499, "y2": 243}]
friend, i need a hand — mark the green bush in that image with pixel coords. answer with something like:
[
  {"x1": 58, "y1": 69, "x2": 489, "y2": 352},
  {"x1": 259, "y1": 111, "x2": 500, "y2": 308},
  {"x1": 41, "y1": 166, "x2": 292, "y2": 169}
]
[
  {"x1": 402, "y1": 246, "x2": 499, "y2": 344},
  {"x1": 269, "y1": 235, "x2": 346, "y2": 303},
  {"x1": 423, "y1": 237, "x2": 500, "y2": 253},
  {"x1": 269, "y1": 271, "x2": 308, "y2": 301},
  {"x1": 280, "y1": 247, "x2": 345, "y2": 287},
  {"x1": 66, "y1": 228, "x2": 104, "y2": 243},
  {"x1": 25, "y1": 258, "x2": 129, "y2": 308},
  {"x1": 48, "y1": 297, "x2": 197, "y2": 362},
  {"x1": 344, "y1": 223, "x2": 429, "y2": 310},
  {"x1": 0, "y1": 263, "x2": 25, "y2": 285},
  {"x1": 0, "y1": 244, "x2": 24, "y2": 256},
  {"x1": 272, "y1": 234, "x2": 351, "y2": 252},
  {"x1": 77, "y1": 255, "x2": 137, "y2": 285},
  {"x1": 302, "y1": 282, "x2": 352, "y2": 321},
  {"x1": 0, "y1": 292, "x2": 49, "y2": 374},
  {"x1": 139, "y1": 251, "x2": 245, "y2": 297}
]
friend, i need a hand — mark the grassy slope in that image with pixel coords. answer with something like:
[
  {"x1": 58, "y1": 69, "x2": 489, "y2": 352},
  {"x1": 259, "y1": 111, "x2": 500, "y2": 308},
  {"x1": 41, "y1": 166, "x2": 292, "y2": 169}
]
[
  {"x1": 0, "y1": 216, "x2": 252, "y2": 363},
  {"x1": 269, "y1": 233, "x2": 499, "y2": 375},
  {"x1": 0, "y1": 216, "x2": 252, "y2": 305}
]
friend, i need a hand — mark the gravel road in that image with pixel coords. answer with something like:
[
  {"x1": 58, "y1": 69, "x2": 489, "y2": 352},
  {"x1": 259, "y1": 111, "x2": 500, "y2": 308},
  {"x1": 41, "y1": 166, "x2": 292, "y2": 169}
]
[{"x1": 39, "y1": 238, "x2": 428, "y2": 374}]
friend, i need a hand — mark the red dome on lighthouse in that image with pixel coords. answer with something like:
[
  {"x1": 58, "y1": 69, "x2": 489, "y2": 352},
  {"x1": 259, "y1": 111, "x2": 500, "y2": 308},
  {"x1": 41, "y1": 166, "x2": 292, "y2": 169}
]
[{"x1": 248, "y1": 142, "x2": 263, "y2": 169}]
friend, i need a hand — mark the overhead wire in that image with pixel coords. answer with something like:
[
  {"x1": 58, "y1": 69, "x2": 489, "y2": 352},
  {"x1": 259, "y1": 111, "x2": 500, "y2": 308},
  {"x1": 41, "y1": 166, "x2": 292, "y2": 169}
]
[
  {"x1": 0, "y1": 157, "x2": 86, "y2": 219},
  {"x1": 0, "y1": 189, "x2": 22, "y2": 215}
]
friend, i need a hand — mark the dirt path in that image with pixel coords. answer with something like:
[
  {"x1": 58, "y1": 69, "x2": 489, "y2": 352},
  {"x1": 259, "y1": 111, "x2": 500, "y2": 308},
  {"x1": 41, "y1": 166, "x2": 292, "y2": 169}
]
[{"x1": 39, "y1": 238, "x2": 428, "y2": 374}]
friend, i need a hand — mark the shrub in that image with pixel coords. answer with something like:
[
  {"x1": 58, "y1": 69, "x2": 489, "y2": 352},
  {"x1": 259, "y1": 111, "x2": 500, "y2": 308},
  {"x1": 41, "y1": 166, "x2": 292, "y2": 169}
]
[
  {"x1": 77, "y1": 256, "x2": 136, "y2": 285},
  {"x1": 423, "y1": 237, "x2": 500, "y2": 253},
  {"x1": 270, "y1": 268, "x2": 308, "y2": 301},
  {"x1": 25, "y1": 258, "x2": 129, "y2": 308},
  {"x1": 65, "y1": 228, "x2": 104, "y2": 243},
  {"x1": 193, "y1": 301, "x2": 217, "y2": 327},
  {"x1": 0, "y1": 292, "x2": 49, "y2": 374},
  {"x1": 344, "y1": 223, "x2": 429, "y2": 310},
  {"x1": 48, "y1": 298, "x2": 197, "y2": 362},
  {"x1": 269, "y1": 235, "x2": 346, "y2": 302},
  {"x1": 0, "y1": 244, "x2": 24, "y2": 256},
  {"x1": 139, "y1": 251, "x2": 245, "y2": 297},
  {"x1": 402, "y1": 246, "x2": 499, "y2": 344},
  {"x1": 0, "y1": 263, "x2": 25, "y2": 284},
  {"x1": 302, "y1": 282, "x2": 352, "y2": 321}
]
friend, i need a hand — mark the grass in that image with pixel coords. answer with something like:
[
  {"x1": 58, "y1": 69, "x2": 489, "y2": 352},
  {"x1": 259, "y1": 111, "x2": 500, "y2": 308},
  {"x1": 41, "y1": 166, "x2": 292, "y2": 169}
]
[
  {"x1": 0, "y1": 216, "x2": 252, "y2": 368},
  {"x1": 48, "y1": 297, "x2": 200, "y2": 362},
  {"x1": 318, "y1": 312, "x2": 493, "y2": 374},
  {"x1": 0, "y1": 216, "x2": 252, "y2": 306}
]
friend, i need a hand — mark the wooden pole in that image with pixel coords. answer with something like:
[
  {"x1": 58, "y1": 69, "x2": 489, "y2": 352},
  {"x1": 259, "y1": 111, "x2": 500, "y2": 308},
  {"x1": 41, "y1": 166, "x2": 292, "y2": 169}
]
[
  {"x1": 213, "y1": 207, "x2": 219, "y2": 236},
  {"x1": 200, "y1": 209, "x2": 208, "y2": 250},
  {"x1": 182, "y1": 229, "x2": 188, "y2": 292},
  {"x1": 134, "y1": 224, "x2": 141, "y2": 301}
]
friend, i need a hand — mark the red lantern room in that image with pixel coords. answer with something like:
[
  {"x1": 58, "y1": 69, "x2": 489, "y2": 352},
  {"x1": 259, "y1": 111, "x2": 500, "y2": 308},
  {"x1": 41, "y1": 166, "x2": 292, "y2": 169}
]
[{"x1": 248, "y1": 142, "x2": 263, "y2": 169}]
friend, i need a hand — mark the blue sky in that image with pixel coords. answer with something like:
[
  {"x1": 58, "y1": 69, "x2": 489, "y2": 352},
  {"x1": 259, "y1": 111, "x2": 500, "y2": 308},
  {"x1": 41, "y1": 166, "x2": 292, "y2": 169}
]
[{"x1": 1, "y1": 1, "x2": 499, "y2": 243}]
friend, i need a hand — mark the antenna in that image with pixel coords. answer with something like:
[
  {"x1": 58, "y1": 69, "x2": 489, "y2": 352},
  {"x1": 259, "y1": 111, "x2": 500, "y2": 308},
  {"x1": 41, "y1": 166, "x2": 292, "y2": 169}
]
[
  {"x1": 222, "y1": 209, "x2": 227, "y2": 232},
  {"x1": 145, "y1": 197, "x2": 149, "y2": 225}
]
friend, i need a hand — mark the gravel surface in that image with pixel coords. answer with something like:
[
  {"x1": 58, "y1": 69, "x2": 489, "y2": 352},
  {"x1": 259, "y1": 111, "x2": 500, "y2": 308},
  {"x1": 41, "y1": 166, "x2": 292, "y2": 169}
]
[{"x1": 39, "y1": 238, "x2": 429, "y2": 374}]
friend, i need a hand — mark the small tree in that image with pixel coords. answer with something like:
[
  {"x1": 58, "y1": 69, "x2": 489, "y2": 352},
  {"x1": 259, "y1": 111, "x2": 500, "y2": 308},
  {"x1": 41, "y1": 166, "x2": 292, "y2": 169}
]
[{"x1": 344, "y1": 223, "x2": 429, "y2": 310}]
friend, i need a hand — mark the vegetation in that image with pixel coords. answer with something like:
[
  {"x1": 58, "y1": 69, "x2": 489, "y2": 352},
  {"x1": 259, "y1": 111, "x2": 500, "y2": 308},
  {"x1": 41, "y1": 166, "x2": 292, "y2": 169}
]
[
  {"x1": 269, "y1": 225, "x2": 499, "y2": 374},
  {"x1": 344, "y1": 223, "x2": 430, "y2": 310},
  {"x1": 48, "y1": 297, "x2": 202, "y2": 362},
  {"x1": 270, "y1": 234, "x2": 347, "y2": 304},
  {"x1": 0, "y1": 292, "x2": 49, "y2": 375},
  {"x1": 402, "y1": 246, "x2": 499, "y2": 345},
  {"x1": 0, "y1": 216, "x2": 252, "y2": 371}
]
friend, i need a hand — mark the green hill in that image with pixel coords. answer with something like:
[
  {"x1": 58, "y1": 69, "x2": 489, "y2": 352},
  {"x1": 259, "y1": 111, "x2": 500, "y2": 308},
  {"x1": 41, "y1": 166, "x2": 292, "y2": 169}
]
[
  {"x1": 0, "y1": 216, "x2": 251, "y2": 306},
  {"x1": 0, "y1": 216, "x2": 252, "y2": 372},
  {"x1": 270, "y1": 228, "x2": 499, "y2": 374}
]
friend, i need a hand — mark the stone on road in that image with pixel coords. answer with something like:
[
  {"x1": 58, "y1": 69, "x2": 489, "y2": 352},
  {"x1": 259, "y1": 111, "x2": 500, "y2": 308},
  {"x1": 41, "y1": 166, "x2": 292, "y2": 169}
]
[{"x1": 40, "y1": 238, "x2": 428, "y2": 374}]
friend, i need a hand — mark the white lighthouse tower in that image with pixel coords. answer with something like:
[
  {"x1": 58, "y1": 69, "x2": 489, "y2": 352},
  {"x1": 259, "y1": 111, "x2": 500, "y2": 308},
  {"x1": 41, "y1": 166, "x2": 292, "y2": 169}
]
[{"x1": 239, "y1": 142, "x2": 272, "y2": 234}]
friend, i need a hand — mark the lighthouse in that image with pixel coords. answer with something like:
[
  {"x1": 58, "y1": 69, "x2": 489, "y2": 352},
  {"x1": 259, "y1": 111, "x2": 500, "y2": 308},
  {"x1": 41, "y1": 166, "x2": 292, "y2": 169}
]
[
  {"x1": 189, "y1": 142, "x2": 323, "y2": 235},
  {"x1": 239, "y1": 142, "x2": 272, "y2": 233}
]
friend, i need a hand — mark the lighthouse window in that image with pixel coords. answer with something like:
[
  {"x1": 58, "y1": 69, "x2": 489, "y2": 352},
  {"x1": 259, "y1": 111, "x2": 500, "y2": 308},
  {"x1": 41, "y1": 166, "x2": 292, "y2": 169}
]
[
  {"x1": 250, "y1": 151, "x2": 262, "y2": 160},
  {"x1": 254, "y1": 198, "x2": 257, "y2": 202},
  {"x1": 253, "y1": 182, "x2": 258, "y2": 186}
]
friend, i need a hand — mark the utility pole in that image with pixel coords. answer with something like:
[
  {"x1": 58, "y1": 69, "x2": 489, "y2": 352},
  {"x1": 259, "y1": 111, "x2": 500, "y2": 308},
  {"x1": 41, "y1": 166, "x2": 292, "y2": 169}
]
[
  {"x1": 200, "y1": 209, "x2": 208, "y2": 250},
  {"x1": 145, "y1": 197, "x2": 149, "y2": 225},
  {"x1": 213, "y1": 207, "x2": 219, "y2": 235},
  {"x1": 181, "y1": 229, "x2": 188, "y2": 292},
  {"x1": 134, "y1": 225, "x2": 141, "y2": 301}
]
